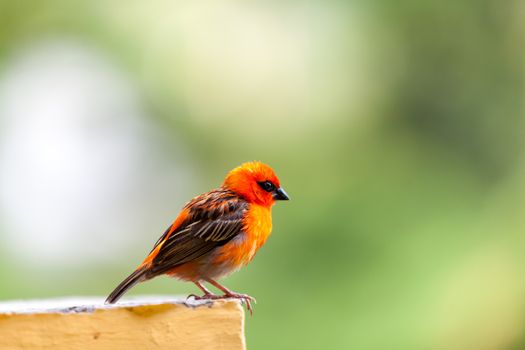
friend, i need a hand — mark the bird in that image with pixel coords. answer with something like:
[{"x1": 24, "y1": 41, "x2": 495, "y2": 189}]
[{"x1": 105, "y1": 161, "x2": 289, "y2": 314}]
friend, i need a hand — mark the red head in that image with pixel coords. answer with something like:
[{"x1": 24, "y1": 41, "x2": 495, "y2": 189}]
[{"x1": 223, "y1": 161, "x2": 290, "y2": 207}]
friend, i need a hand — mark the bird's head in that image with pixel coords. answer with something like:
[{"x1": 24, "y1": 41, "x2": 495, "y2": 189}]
[{"x1": 223, "y1": 161, "x2": 290, "y2": 207}]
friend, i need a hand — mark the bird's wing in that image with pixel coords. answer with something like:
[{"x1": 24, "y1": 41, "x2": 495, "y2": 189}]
[{"x1": 143, "y1": 189, "x2": 248, "y2": 276}]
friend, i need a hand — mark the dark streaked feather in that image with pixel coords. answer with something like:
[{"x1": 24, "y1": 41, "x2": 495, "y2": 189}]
[
  {"x1": 105, "y1": 268, "x2": 148, "y2": 304},
  {"x1": 146, "y1": 188, "x2": 248, "y2": 276},
  {"x1": 148, "y1": 225, "x2": 172, "y2": 255}
]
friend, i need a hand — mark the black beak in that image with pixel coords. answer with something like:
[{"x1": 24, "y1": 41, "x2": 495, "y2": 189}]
[{"x1": 273, "y1": 187, "x2": 290, "y2": 201}]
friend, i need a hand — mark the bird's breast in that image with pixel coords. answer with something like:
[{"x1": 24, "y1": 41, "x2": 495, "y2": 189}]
[{"x1": 211, "y1": 204, "x2": 272, "y2": 272}]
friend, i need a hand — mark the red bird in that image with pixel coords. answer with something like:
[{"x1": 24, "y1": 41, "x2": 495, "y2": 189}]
[{"x1": 105, "y1": 161, "x2": 289, "y2": 314}]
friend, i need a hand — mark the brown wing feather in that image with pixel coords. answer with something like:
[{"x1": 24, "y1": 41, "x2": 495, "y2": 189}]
[{"x1": 145, "y1": 188, "x2": 248, "y2": 277}]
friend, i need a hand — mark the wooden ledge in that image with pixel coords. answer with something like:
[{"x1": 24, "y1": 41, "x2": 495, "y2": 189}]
[{"x1": 0, "y1": 297, "x2": 246, "y2": 350}]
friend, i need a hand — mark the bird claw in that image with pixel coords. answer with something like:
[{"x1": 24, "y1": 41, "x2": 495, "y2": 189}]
[
  {"x1": 186, "y1": 293, "x2": 217, "y2": 301},
  {"x1": 187, "y1": 291, "x2": 256, "y2": 315},
  {"x1": 243, "y1": 298, "x2": 254, "y2": 316},
  {"x1": 223, "y1": 292, "x2": 256, "y2": 316}
]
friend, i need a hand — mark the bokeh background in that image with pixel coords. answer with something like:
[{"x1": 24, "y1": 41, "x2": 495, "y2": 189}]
[{"x1": 1, "y1": 1, "x2": 525, "y2": 349}]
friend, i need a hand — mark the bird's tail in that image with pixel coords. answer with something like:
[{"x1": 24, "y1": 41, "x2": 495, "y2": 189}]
[{"x1": 105, "y1": 268, "x2": 148, "y2": 304}]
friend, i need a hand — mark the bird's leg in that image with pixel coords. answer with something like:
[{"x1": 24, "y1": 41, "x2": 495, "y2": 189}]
[
  {"x1": 205, "y1": 278, "x2": 256, "y2": 315},
  {"x1": 187, "y1": 281, "x2": 218, "y2": 300}
]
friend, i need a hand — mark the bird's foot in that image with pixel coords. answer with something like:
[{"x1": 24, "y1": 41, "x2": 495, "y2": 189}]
[
  {"x1": 186, "y1": 293, "x2": 218, "y2": 301},
  {"x1": 187, "y1": 291, "x2": 256, "y2": 315},
  {"x1": 221, "y1": 292, "x2": 256, "y2": 315}
]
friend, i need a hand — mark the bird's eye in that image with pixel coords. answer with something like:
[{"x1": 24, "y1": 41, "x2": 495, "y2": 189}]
[{"x1": 258, "y1": 181, "x2": 276, "y2": 192}]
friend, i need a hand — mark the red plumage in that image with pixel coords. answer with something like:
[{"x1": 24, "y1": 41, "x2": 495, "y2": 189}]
[{"x1": 105, "y1": 161, "x2": 289, "y2": 314}]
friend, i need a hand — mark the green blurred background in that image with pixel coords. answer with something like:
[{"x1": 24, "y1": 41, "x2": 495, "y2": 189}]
[{"x1": 1, "y1": 1, "x2": 525, "y2": 349}]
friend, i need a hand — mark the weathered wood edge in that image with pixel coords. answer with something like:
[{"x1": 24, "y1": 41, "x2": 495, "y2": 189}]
[{"x1": 0, "y1": 296, "x2": 241, "y2": 315}]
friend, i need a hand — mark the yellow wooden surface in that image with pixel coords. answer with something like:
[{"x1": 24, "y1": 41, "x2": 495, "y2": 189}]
[{"x1": 0, "y1": 298, "x2": 245, "y2": 350}]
